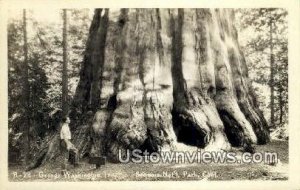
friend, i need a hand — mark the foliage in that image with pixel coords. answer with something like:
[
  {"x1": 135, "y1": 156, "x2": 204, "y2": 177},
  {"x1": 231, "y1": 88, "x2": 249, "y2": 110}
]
[
  {"x1": 8, "y1": 9, "x2": 91, "y2": 162},
  {"x1": 236, "y1": 8, "x2": 288, "y2": 134}
]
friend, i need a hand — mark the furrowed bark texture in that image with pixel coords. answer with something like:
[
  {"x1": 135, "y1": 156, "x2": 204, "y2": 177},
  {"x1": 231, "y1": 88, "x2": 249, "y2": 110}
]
[
  {"x1": 31, "y1": 9, "x2": 270, "y2": 168},
  {"x1": 70, "y1": 9, "x2": 109, "y2": 121}
]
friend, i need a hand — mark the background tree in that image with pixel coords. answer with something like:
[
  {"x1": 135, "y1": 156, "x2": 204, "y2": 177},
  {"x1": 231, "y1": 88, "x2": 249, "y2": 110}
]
[
  {"x1": 8, "y1": 10, "x2": 52, "y2": 164},
  {"x1": 21, "y1": 9, "x2": 30, "y2": 165},
  {"x1": 7, "y1": 9, "x2": 90, "y2": 165},
  {"x1": 8, "y1": 12, "x2": 24, "y2": 165},
  {"x1": 62, "y1": 9, "x2": 69, "y2": 117},
  {"x1": 236, "y1": 8, "x2": 288, "y2": 138}
]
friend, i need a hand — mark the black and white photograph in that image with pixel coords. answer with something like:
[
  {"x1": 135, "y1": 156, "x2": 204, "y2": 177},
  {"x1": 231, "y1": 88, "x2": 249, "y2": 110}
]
[{"x1": 1, "y1": 0, "x2": 300, "y2": 189}]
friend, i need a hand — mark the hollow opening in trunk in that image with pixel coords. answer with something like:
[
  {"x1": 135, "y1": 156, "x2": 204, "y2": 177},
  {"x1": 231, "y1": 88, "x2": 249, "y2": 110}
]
[
  {"x1": 218, "y1": 109, "x2": 244, "y2": 147},
  {"x1": 107, "y1": 94, "x2": 117, "y2": 111},
  {"x1": 172, "y1": 110, "x2": 206, "y2": 148},
  {"x1": 139, "y1": 137, "x2": 159, "y2": 154}
]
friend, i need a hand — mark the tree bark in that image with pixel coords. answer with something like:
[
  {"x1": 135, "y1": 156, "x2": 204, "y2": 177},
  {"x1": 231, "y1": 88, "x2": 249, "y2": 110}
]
[
  {"x1": 89, "y1": 9, "x2": 109, "y2": 112},
  {"x1": 70, "y1": 9, "x2": 104, "y2": 123}
]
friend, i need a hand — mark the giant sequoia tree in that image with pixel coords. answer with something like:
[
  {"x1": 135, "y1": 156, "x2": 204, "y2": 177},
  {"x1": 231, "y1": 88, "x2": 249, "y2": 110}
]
[{"x1": 30, "y1": 8, "x2": 270, "y2": 169}]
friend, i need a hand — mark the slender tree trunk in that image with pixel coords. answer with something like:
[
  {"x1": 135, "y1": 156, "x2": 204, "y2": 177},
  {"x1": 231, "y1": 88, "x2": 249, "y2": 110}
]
[
  {"x1": 279, "y1": 89, "x2": 283, "y2": 125},
  {"x1": 22, "y1": 9, "x2": 30, "y2": 165},
  {"x1": 269, "y1": 17, "x2": 275, "y2": 128},
  {"x1": 62, "y1": 9, "x2": 69, "y2": 117}
]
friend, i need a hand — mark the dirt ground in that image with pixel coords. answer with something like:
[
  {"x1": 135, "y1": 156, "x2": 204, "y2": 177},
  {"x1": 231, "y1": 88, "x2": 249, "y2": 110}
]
[{"x1": 8, "y1": 140, "x2": 288, "y2": 181}]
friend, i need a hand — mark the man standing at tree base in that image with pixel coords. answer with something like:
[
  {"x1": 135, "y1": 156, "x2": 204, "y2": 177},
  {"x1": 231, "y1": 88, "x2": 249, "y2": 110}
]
[{"x1": 60, "y1": 117, "x2": 79, "y2": 170}]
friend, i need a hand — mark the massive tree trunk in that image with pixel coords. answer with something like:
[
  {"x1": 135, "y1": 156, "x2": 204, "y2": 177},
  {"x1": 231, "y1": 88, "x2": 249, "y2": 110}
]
[{"x1": 29, "y1": 8, "x2": 270, "y2": 169}]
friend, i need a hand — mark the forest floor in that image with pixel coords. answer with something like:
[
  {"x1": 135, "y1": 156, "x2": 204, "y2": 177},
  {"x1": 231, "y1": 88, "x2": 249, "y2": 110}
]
[{"x1": 8, "y1": 140, "x2": 288, "y2": 181}]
